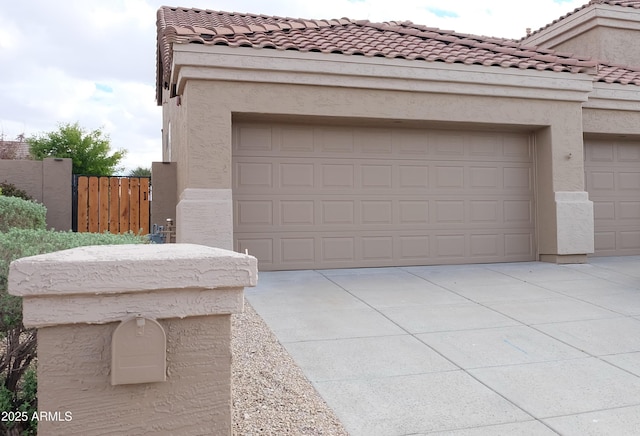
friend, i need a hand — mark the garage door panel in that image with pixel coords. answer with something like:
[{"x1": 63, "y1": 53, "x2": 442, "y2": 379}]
[
  {"x1": 281, "y1": 127, "x2": 314, "y2": 152},
  {"x1": 504, "y1": 200, "x2": 533, "y2": 224},
  {"x1": 594, "y1": 232, "x2": 616, "y2": 252},
  {"x1": 319, "y1": 129, "x2": 354, "y2": 153},
  {"x1": 594, "y1": 201, "x2": 616, "y2": 220},
  {"x1": 236, "y1": 162, "x2": 273, "y2": 188},
  {"x1": 470, "y1": 135, "x2": 501, "y2": 156},
  {"x1": 585, "y1": 139, "x2": 640, "y2": 256},
  {"x1": 234, "y1": 123, "x2": 535, "y2": 270},
  {"x1": 586, "y1": 142, "x2": 614, "y2": 161},
  {"x1": 281, "y1": 238, "x2": 315, "y2": 263},
  {"x1": 619, "y1": 172, "x2": 640, "y2": 190},
  {"x1": 281, "y1": 201, "x2": 315, "y2": 226},
  {"x1": 236, "y1": 238, "x2": 274, "y2": 266},
  {"x1": 397, "y1": 131, "x2": 429, "y2": 155},
  {"x1": 470, "y1": 167, "x2": 499, "y2": 188},
  {"x1": 503, "y1": 134, "x2": 532, "y2": 158},
  {"x1": 361, "y1": 201, "x2": 393, "y2": 225},
  {"x1": 504, "y1": 167, "x2": 533, "y2": 190},
  {"x1": 435, "y1": 234, "x2": 466, "y2": 257},
  {"x1": 620, "y1": 202, "x2": 640, "y2": 220},
  {"x1": 280, "y1": 163, "x2": 314, "y2": 188},
  {"x1": 588, "y1": 171, "x2": 615, "y2": 191},
  {"x1": 435, "y1": 201, "x2": 465, "y2": 224},
  {"x1": 432, "y1": 132, "x2": 465, "y2": 156},
  {"x1": 235, "y1": 125, "x2": 273, "y2": 151},
  {"x1": 505, "y1": 233, "x2": 534, "y2": 256},
  {"x1": 362, "y1": 165, "x2": 393, "y2": 188},
  {"x1": 322, "y1": 201, "x2": 355, "y2": 225},
  {"x1": 435, "y1": 166, "x2": 465, "y2": 188},
  {"x1": 619, "y1": 145, "x2": 640, "y2": 161},
  {"x1": 400, "y1": 236, "x2": 430, "y2": 258},
  {"x1": 399, "y1": 165, "x2": 429, "y2": 188},
  {"x1": 321, "y1": 164, "x2": 354, "y2": 188},
  {"x1": 619, "y1": 231, "x2": 640, "y2": 250},
  {"x1": 362, "y1": 237, "x2": 394, "y2": 260},
  {"x1": 470, "y1": 234, "x2": 500, "y2": 256},
  {"x1": 356, "y1": 130, "x2": 393, "y2": 154},
  {"x1": 470, "y1": 200, "x2": 498, "y2": 222},
  {"x1": 322, "y1": 237, "x2": 355, "y2": 262},
  {"x1": 399, "y1": 201, "x2": 430, "y2": 224},
  {"x1": 236, "y1": 200, "x2": 273, "y2": 226}
]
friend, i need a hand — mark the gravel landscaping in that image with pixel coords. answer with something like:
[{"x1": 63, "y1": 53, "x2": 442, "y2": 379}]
[{"x1": 232, "y1": 301, "x2": 349, "y2": 436}]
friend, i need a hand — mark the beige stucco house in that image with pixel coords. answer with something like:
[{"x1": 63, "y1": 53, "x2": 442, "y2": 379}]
[{"x1": 155, "y1": 0, "x2": 640, "y2": 271}]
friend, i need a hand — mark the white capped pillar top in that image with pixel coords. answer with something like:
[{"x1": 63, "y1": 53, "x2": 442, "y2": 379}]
[{"x1": 8, "y1": 244, "x2": 257, "y2": 328}]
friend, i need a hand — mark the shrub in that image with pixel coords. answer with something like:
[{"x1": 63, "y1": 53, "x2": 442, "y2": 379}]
[
  {"x1": 0, "y1": 229, "x2": 147, "y2": 435},
  {"x1": 0, "y1": 197, "x2": 46, "y2": 233},
  {"x1": 0, "y1": 182, "x2": 33, "y2": 201}
]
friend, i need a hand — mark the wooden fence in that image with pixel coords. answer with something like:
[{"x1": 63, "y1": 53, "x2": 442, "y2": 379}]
[{"x1": 73, "y1": 176, "x2": 150, "y2": 234}]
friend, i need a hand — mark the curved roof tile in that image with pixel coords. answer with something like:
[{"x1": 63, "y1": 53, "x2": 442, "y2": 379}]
[{"x1": 156, "y1": 5, "x2": 640, "y2": 101}]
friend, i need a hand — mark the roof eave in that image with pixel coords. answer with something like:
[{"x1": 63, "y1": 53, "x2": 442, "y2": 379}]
[{"x1": 169, "y1": 44, "x2": 595, "y2": 103}]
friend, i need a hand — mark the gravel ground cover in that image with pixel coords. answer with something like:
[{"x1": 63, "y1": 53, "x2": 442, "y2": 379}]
[{"x1": 231, "y1": 301, "x2": 349, "y2": 436}]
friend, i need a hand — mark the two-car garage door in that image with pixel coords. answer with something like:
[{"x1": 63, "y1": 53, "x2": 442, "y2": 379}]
[{"x1": 233, "y1": 122, "x2": 536, "y2": 271}]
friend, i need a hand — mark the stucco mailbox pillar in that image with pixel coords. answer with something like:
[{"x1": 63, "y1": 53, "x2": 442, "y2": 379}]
[{"x1": 8, "y1": 244, "x2": 257, "y2": 436}]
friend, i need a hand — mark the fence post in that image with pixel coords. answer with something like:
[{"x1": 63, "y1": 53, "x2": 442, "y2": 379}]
[{"x1": 8, "y1": 244, "x2": 257, "y2": 435}]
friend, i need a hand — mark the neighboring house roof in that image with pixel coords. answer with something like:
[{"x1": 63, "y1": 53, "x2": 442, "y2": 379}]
[
  {"x1": 525, "y1": 0, "x2": 640, "y2": 39},
  {"x1": 0, "y1": 140, "x2": 30, "y2": 160},
  {"x1": 156, "y1": 5, "x2": 640, "y2": 101}
]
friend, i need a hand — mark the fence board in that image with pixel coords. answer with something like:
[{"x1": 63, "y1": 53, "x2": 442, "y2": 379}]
[
  {"x1": 109, "y1": 178, "x2": 120, "y2": 232},
  {"x1": 119, "y1": 178, "x2": 130, "y2": 233},
  {"x1": 77, "y1": 176, "x2": 89, "y2": 232},
  {"x1": 140, "y1": 178, "x2": 150, "y2": 235},
  {"x1": 99, "y1": 177, "x2": 109, "y2": 233},
  {"x1": 129, "y1": 178, "x2": 140, "y2": 234},
  {"x1": 88, "y1": 177, "x2": 99, "y2": 233}
]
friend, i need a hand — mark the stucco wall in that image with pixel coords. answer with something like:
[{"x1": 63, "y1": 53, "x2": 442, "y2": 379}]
[
  {"x1": 36, "y1": 315, "x2": 231, "y2": 435},
  {"x1": 583, "y1": 106, "x2": 640, "y2": 137},
  {"x1": 0, "y1": 158, "x2": 72, "y2": 230},
  {"x1": 546, "y1": 26, "x2": 640, "y2": 68},
  {"x1": 172, "y1": 79, "x2": 591, "y2": 257},
  {"x1": 151, "y1": 161, "x2": 177, "y2": 226},
  {"x1": 164, "y1": 45, "x2": 598, "y2": 259}
]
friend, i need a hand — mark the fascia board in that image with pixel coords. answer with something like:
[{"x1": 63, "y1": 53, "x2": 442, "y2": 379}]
[
  {"x1": 170, "y1": 45, "x2": 593, "y2": 102},
  {"x1": 584, "y1": 82, "x2": 640, "y2": 110}
]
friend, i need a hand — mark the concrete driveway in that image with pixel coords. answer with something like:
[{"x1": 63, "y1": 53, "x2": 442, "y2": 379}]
[{"x1": 245, "y1": 256, "x2": 640, "y2": 436}]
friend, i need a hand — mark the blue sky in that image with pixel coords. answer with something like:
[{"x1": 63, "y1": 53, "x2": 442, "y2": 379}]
[{"x1": 0, "y1": 0, "x2": 588, "y2": 173}]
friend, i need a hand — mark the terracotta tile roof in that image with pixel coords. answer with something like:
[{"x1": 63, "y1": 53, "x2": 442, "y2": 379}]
[
  {"x1": 156, "y1": 6, "x2": 640, "y2": 100},
  {"x1": 596, "y1": 63, "x2": 640, "y2": 85}
]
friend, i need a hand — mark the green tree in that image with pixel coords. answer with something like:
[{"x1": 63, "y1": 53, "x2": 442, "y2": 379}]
[
  {"x1": 128, "y1": 166, "x2": 151, "y2": 177},
  {"x1": 28, "y1": 122, "x2": 126, "y2": 176}
]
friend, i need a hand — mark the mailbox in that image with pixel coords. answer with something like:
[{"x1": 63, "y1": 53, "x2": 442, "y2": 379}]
[{"x1": 111, "y1": 316, "x2": 166, "y2": 385}]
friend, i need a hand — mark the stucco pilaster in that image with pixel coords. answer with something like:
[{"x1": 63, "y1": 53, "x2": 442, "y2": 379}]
[
  {"x1": 555, "y1": 191, "x2": 594, "y2": 255},
  {"x1": 536, "y1": 106, "x2": 594, "y2": 261},
  {"x1": 184, "y1": 81, "x2": 232, "y2": 190},
  {"x1": 176, "y1": 188, "x2": 233, "y2": 249}
]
